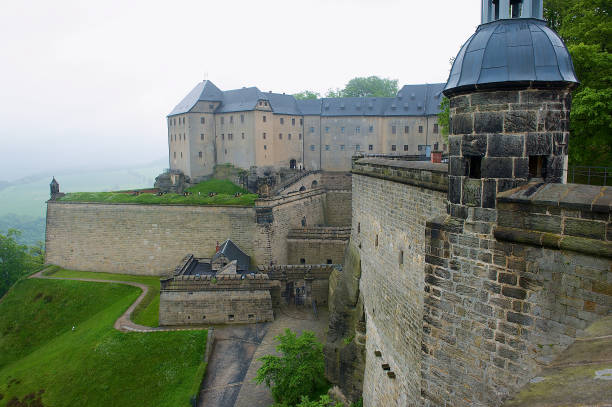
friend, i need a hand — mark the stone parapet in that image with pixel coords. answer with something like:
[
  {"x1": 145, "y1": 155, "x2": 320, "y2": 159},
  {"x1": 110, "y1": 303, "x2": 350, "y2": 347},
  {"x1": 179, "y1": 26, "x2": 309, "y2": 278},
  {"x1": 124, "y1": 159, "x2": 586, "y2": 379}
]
[
  {"x1": 352, "y1": 158, "x2": 448, "y2": 192},
  {"x1": 258, "y1": 264, "x2": 337, "y2": 281},
  {"x1": 161, "y1": 272, "x2": 276, "y2": 291},
  {"x1": 287, "y1": 227, "x2": 351, "y2": 241}
]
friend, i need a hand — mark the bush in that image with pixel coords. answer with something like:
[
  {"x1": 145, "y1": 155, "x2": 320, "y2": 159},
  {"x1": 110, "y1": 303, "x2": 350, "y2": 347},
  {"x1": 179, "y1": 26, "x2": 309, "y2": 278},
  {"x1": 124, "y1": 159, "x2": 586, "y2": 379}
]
[{"x1": 255, "y1": 329, "x2": 328, "y2": 406}]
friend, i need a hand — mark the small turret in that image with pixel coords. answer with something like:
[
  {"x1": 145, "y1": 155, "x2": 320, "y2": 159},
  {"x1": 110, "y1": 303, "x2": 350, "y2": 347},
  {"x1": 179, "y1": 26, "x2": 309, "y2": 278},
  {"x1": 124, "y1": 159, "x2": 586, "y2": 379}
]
[
  {"x1": 50, "y1": 177, "x2": 60, "y2": 199},
  {"x1": 481, "y1": 0, "x2": 543, "y2": 24}
]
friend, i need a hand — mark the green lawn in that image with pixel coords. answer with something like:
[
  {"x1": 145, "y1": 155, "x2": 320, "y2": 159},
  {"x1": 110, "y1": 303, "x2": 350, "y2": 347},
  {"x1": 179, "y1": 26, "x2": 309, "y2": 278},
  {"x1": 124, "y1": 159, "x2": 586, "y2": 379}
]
[
  {"x1": 43, "y1": 268, "x2": 161, "y2": 327},
  {"x1": 0, "y1": 278, "x2": 207, "y2": 407},
  {"x1": 57, "y1": 179, "x2": 257, "y2": 206}
]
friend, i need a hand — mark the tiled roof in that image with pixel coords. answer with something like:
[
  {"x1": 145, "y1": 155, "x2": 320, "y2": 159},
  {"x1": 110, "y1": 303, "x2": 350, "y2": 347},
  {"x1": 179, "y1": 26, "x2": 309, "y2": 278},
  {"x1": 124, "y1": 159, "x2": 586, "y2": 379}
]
[{"x1": 213, "y1": 239, "x2": 251, "y2": 271}]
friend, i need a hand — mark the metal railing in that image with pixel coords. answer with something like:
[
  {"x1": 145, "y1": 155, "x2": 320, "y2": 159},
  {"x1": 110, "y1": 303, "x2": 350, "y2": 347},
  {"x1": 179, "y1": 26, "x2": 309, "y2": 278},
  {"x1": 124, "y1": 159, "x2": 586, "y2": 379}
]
[{"x1": 567, "y1": 166, "x2": 611, "y2": 186}]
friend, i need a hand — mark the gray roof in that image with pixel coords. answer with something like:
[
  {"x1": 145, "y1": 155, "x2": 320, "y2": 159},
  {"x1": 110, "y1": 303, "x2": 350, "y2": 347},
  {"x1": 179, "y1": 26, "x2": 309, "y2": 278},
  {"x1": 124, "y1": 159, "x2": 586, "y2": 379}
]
[
  {"x1": 169, "y1": 81, "x2": 445, "y2": 117},
  {"x1": 213, "y1": 239, "x2": 250, "y2": 271},
  {"x1": 168, "y1": 80, "x2": 223, "y2": 116},
  {"x1": 444, "y1": 18, "x2": 578, "y2": 96}
]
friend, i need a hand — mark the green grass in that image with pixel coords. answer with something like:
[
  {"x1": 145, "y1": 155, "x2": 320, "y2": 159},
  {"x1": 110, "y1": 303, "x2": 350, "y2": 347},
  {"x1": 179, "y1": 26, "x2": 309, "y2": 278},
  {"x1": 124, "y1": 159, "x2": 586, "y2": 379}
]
[
  {"x1": 186, "y1": 178, "x2": 248, "y2": 195},
  {"x1": 58, "y1": 190, "x2": 257, "y2": 206},
  {"x1": 0, "y1": 278, "x2": 207, "y2": 407},
  {"x1": 43, "y1": 268, "x2": 161, "y2": 327}
]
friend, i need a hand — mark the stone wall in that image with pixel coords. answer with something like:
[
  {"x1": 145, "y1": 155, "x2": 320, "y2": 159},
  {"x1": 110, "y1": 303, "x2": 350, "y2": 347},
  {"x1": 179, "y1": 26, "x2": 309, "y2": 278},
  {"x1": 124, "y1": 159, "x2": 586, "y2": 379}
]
[
  {"x1": 351, "y1": 159, "x2": 448, "y2": 406},
  {"x1": 325, "y1": 191, "x2": 353, "y2": 226},
  {"x1": 287, "y1": 227, "x2": 350, "y2": 265},
  {"x1": 420, "y1": 183, "x2": 612, "y2": 406},
  {"x1": 159, "y1": 274, "x2": 277, "y2": 325},
  {"x1": 45, "y1": 202, "x2": 261, "y2": 275}
]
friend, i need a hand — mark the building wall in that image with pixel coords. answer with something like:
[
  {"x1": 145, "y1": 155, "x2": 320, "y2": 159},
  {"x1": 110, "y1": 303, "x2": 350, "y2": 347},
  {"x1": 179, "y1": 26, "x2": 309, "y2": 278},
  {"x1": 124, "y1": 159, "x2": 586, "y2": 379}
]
[
  {"x1": 45, "y1": 202, "x2": 259, "y2": 275},
  {"x1": 325, "y1": 190, "x2": 352, "y2": 226},
  {"x1": 270, "y1": 114, "x2": 304, "y2": 168},
  {"x1": 215, "y1": 111, "x2": 257, "y2": 169},
  {"x1": 304, "y1": 116, "x2": 322, "y2": 170},
  {"x1": 287, "y1": 227, "x2": 350, "y2": 265},
  {"x1": 160, "y1": 289, "x2": 274, "y2": 325},
  {"x1": 351, "y1": 162, "x2": 448, "y2": 406}
]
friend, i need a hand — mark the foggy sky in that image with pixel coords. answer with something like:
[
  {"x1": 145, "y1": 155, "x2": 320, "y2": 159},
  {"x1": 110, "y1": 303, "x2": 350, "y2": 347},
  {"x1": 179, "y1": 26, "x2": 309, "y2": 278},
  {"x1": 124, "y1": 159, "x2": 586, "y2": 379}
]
[{"x1": 0, "y1": 0, "x2": 480, "y2": 182}]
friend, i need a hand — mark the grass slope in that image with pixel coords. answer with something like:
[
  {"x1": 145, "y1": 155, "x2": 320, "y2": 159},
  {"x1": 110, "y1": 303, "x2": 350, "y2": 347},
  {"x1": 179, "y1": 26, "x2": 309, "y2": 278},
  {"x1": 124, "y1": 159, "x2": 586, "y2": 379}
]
[
  {"x1": 58, "y1": 178, "x2": 257, "y2": 206},
  {"x1": 44, "y1": 268, "x2": 160, "y2": 327},
  {"x1": 0, "y1": 278, "x2": 207, "y2": 407}
]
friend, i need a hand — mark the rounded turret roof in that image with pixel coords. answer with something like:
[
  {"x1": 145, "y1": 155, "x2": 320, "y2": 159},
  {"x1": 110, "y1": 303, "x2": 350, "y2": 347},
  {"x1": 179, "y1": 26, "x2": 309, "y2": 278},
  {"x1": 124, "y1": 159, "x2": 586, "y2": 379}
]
[{"x1": 443, "y1": 18, "x2": 578, "y2": 96}]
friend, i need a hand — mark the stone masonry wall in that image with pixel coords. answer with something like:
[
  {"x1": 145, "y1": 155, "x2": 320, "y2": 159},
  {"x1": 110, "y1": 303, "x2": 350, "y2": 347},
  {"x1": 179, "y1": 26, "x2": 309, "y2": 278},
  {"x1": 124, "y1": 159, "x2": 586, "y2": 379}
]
[
  {"x1": 421, "y1": 183, "x2": 611, "y2": 406},
  {"x1": 45, "y1": 202, "x2": 260, "y2": 275},
  {"x1": 351, "y1": 159, "x2": 448, "y2": 406},
  {"x1": 287, "y1": 227, "x2": 350, "y2": 265},
  {"x1": 325, "y1": 191, "x2": 353, "y2": 226}
]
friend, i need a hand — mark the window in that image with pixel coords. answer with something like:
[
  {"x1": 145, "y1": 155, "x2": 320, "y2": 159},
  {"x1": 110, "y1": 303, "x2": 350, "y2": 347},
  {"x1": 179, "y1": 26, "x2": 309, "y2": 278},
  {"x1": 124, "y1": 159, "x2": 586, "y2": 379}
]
[
  {"x1": 399, "y1": 250, "x2": 404, "y2": 265},
  {"x1": 248, "y1": 314, "x2": 255, "y2": 319},
  {"x1": 369, "y1": 125, "x2": 374, "y2": 133},
  {"x1": 369, "y1": 144, "x2": 373, "y2": 151},
  {"x1": 299, "y1": 133, "x2": 302, "y2": 140},
  {"x1": 340, "y1": 145, "x2": 345, "y2": 150},
  {"x1": 356, "y1": 126, "x2": 360, "y2": 133},
  {"x1": 392, "y1": 126, "x2": 396, "y2": 134},
  {"x1": 198, "y1": 151, "x2": 202, "y2": 158},
  {"x1": 529, "y1": 156, "x2": 547, "y2": 178},
  {"x1": 288, "y1": 134, "x2": 292, "y2": 140},
  {"x1": 433, "y1": 123, "x2": 439, "y2": 134},
  {"x1": 357, "y1": 222, "x2": 360, "y2": 233},
  {"x1": 375, "y1": 234, "x2": 379, "y2": 247},
  {"x1": 173, "y1": 118, "x2": 176, "y2": 125},
  {"x1": 468, "y1": 156, "x2": 482, "y2": 179},
  {"x1": 201, "y1": 134, "x2": 204, "y2": 140},
  {"x1": 240, "y1": 114, "x2": 244, "y2": 123},
  {"x1": 404, "y1": 145, "x2": 409, "y2": 151},
  {"x1": 230, "y1": 116, "x2": 234, "y2": 124},
  {"x1": 325, "y1": 145, "x2": 330, "y2": 151},
  {"x1": 327, "y1": 259, "x2": 333, "y2": 264},
  {"x1": 209, "y1": 104, "x2": 214, "y2": 109},
  {"x1": 180, "y1": 152, "x2": 183, "y2": 158},
  {"x1": 300, "y1": 258, "x2": 306, "y2": 264},
  {"x1": 310, "y1": 145, "x2": 316, "y2": 151},
  {"x1": 391, "y1": 145, "x2": 396, "y2": 151},
  {"x1": 280, "y1": 118, "x2": 284, "y2": 124},
  {"x1": 242, "y1": 132, "x2": 245, "y2": 139},
  {"x1": 310, "y1": 127, "x2": 314, "y2": 133},
  {"x1": 263, "y1": 132, "x2": 266, "y2": 139},
  {"x1": 263, "y1": 115, "x2": 267, "y2": 122},
  {"x1": 419, "y1": 125, "x2": 423, "y2": 133},
  {"x1": 201, "y1": 117, "x2": 205, "y2": 124},
  {"x1": 279, "y1": 133, "x2": 282, "y2": 140},
  {"x1": 434, "y1": 142, "x2": 439, "y2": 150},
  {"x1": 224, "y1": 149, "x2": 227, "y2": 155},
  {"x1": 264, "y1": 145, "x2": 267, "y2": 150},
  {"x1": 300, "y1": 118, "x2": 303, "y2": 125},
  {"x1": 292, "y1": 118, "x2": 295, "y2": 125},
  {"x1": 220, "y1": 117, "x2": 224, "y2": 125},
  {"x1": 356, "y1": 144, "x2": 361, "y2": 151},
  {"x1": 405, "y1": 126, "x2": 409, "y2": 133},
  {"x1": 173, "y1": 152, "x2": 176, "y2": 158},
  {"x1": 341, "y1": 127, "x2": 345, "y2": 133},
  {"x1": 228, "y1": 315, "x2": 235, "y2": 321},
  {"x1": 221, "y1": 134, "x2": 224, "y2": 140},
  {"x1": 325, "y1": 127, "x2": 330, "y2": 133}
]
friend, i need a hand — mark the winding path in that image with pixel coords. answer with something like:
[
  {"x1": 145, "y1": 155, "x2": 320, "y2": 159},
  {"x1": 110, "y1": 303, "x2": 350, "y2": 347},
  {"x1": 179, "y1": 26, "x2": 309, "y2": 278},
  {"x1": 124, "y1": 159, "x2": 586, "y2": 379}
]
[{"x1": 29, "y1": 268, "x2": 202, "y2": 333}]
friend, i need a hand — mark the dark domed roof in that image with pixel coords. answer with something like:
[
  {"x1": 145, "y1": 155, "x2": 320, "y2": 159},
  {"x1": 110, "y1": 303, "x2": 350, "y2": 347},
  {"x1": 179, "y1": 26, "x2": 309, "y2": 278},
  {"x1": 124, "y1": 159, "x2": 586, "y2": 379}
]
[{"x1": 444, "y1": 18, "x2": 578, "y2": 96}]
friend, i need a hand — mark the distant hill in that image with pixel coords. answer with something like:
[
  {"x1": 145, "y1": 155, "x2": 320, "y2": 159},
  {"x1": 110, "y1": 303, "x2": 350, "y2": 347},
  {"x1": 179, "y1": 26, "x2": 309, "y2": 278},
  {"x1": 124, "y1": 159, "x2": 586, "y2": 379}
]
[{"x1": 0, "y1": 159, "x2": 166, "y2": 244}]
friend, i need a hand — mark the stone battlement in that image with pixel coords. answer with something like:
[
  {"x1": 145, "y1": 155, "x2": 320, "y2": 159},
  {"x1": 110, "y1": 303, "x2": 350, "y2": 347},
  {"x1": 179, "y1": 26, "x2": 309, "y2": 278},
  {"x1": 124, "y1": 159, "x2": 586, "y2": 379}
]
[
  {"x1": 258, "y1": 264, "x2": 337, "y2": 280},
  {"x1": 287, "y1": 227, "x2": 351, "y2": 241},
  {"x1": 352, "y1": 157, "x2": 448, "y2": 192}
]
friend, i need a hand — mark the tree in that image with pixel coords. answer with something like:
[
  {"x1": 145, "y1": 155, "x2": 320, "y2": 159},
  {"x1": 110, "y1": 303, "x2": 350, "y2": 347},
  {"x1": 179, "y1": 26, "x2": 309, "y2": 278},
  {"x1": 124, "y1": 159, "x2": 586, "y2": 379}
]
[
  {"x1": 325, "y1": 88, "x2": 344, "y2": 98},
  {"x1": 342, "y1": 76, "x2": 398, "y2": 98},
  {"x1": 544, "y1": 0, "x2": 612, "y2": 166},
  {"x1": 255, "y1": 329, "x2": 328, "y2": 406},
  {"x1": 294, "y1": 91, "x2": 321, "y2": 100},
  {"x1": 437, "y1": 96, "x2": 450, "y2": 144},
  {"x1": 0, "y1": 230, "x2": 44, "y2": 298}
]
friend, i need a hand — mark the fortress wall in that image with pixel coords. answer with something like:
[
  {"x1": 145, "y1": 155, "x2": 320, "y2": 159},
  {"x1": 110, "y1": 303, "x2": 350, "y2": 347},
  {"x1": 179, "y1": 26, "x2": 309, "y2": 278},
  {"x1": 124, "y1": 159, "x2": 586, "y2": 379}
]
[
  {"x1": 325, "y1": 190, "x2": 352, "y2": 226},
  {"x1": 321, "y1": 172, "x2": 352, "y2": 190},
  {"x1": 287, "y1": 239, "x2": 347, "y2": 265},
  {"x1": 351, "y1": 159, "x2": 448, "y2": 406},
  {"x1": 45, "y1": 202, "x2": 259, "y2": 275},
  {"x1": 421, "y1": 184, "x2": 612, "y2": 406}
]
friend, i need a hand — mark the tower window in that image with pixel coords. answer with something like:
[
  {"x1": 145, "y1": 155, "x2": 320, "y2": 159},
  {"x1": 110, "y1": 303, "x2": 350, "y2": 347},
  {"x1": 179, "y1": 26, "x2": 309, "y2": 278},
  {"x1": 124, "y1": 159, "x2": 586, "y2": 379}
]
[
  {"x1": 263, "y1": 115, "x2": 267, "y2": 122},
  {"x1": 419, "y1": 125, "x2": 423, "y2": 133},
  {"x1": 468, "y1": 156, "x2": 482, "y2": 179},
  {"x1": 510, "y1": 0, "x2": 523, "y2": 18},
  {"x1": 201, "y1": 117, "x2": 205, "y2": 124},
  {"x1": 399, "y1": 250, "x2": 404, "y2": 265},
  {"x1": 529, "y1": 156, "x2": 547, "y2": 179},
  {"x1": 292, "y1": 118, "x2": 295, "y2": 125}
]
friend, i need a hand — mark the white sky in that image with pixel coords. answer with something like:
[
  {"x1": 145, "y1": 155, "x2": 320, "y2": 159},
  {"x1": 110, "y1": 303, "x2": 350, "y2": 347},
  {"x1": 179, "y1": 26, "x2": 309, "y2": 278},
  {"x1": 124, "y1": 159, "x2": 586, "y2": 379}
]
[{"x1": 0, "y1": 0, "x2": 480, "y2": 181}]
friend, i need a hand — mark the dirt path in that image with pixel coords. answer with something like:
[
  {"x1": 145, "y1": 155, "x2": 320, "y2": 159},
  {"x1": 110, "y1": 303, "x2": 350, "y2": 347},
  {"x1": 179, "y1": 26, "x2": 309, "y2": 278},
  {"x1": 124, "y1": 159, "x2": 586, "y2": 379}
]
[{"x1": 29, "y1": 269, "x2": 202, "y2": 333}]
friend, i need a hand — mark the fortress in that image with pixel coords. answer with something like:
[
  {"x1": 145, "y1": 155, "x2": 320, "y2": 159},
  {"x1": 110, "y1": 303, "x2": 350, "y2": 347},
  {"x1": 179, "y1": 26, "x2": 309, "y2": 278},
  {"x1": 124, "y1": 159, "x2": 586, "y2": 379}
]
[{"x1": 44, "y1": 0, "x2": 611, "y2": 405}]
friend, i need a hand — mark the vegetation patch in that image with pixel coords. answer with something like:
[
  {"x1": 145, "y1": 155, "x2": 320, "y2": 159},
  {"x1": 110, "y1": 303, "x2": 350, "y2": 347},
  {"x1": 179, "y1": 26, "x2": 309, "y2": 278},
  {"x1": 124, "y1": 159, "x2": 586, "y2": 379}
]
[
  {"x1": 0, "y1": 278, "x2": 207, "y2": 407},
  {"x1": 57, "y1": 190, "x2": 257, "y2": 206},
  {"x1": 43, "y1": 268, "x2": 161, "y2": 327}
]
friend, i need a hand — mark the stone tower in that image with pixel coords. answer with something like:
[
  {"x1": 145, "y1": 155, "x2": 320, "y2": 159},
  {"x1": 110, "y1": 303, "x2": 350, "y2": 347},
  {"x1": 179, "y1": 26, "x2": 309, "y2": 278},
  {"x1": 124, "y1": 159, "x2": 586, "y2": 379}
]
[{"x1": 444, "y1": 0, "x2": 578, "y2": 218}]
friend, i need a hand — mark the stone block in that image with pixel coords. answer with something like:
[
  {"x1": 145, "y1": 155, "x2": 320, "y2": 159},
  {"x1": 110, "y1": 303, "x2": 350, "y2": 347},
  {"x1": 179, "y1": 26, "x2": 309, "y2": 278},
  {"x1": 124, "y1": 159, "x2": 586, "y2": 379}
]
[
  {"x1": 450, "y1": 157, "x2": 468, "y2": 177},
  {"x1": 474, "y1": 113, "x2": 504, "y2": 134},
  {"x1": 526, "y1": 133, "x2": 552, "y2": 156},
  {"x1": 544, "y1": 111, "x2": 564, "y2": 131},
  {"x1": 498, "y1": 346, "x2": 519, "y2": 361},
  {"x1": 482, "y1": 157, "x2": 513, "y2": 179},
  {"x1": 450, "y1": 95, "x2": 470, "y2": 109},
  {"x1": 452, "y1": 114, "x2": 474, "y2": 135},
  {"x1": 514, "y1": 158, "x2": 529, "y2": 179},
  {"x1": 461, "y1": 135, "x2": 487, "y2": 157},
  {"x1": 462, "y1": 178, "x2": 482, "y2": 207},
  {"x1": 449, "y1": 135, "x2": 461, "y2": 156},
  {"x1": 482, "y1": 180, "x2": 497, "y2": 209},
  {"x1": 498, "y1": 273, "x2": 517, "y2": 285},
  {"x1": 564, "y1": 218, "x2": 606, "y2": 240},
  {"x1": 502, "y1": 286, "x2": 527, "y2": 300},
  {"x1": 507, "y1": 311, "x2": 533, "y2": 326},
  {"x1": 487, "y1": 134, "x2": 524, "y2": 157},
  {"x1": 472, "y1": 91, "x2": 519, "y2": 106},
  {"x1": 504, "y1": 111, "x2": 537, "y2": 132},
  {"x1": 449, "y1": 176, "x2": 462, "y2": 205}
]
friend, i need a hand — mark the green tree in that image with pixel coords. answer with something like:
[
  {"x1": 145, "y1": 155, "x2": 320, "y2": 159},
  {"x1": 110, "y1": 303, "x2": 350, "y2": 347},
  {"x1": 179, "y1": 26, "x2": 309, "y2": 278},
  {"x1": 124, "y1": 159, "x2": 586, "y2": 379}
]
[
  {"x1": 437, "y1": 96, "x2": 450, "y2": 144},
  {"x1": 325, "y1": 88, "x2": 344, "y2": 98},
  {"x1": 294, "y1": 91, "x2": 321, "y2": 100},
  {"x1": 255, "y1": 329, "x2": 328, "y2": 406},
  {"x1": 545, "y1": 0, "x2": 612, "y2": 166},
  {"x1": 0, "y1": 230, "x2": 43, "y2": 298},
  {"x1": 342, "y1": 76, "x2": 398, "y2": 98}
]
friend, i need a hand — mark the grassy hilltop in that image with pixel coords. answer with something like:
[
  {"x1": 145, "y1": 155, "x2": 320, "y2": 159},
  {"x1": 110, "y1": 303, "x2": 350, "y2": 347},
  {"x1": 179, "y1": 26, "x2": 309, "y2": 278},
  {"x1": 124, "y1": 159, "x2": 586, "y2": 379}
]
[{"x1": 0, "y1": 275, "x2": 207, "y2": 407}]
